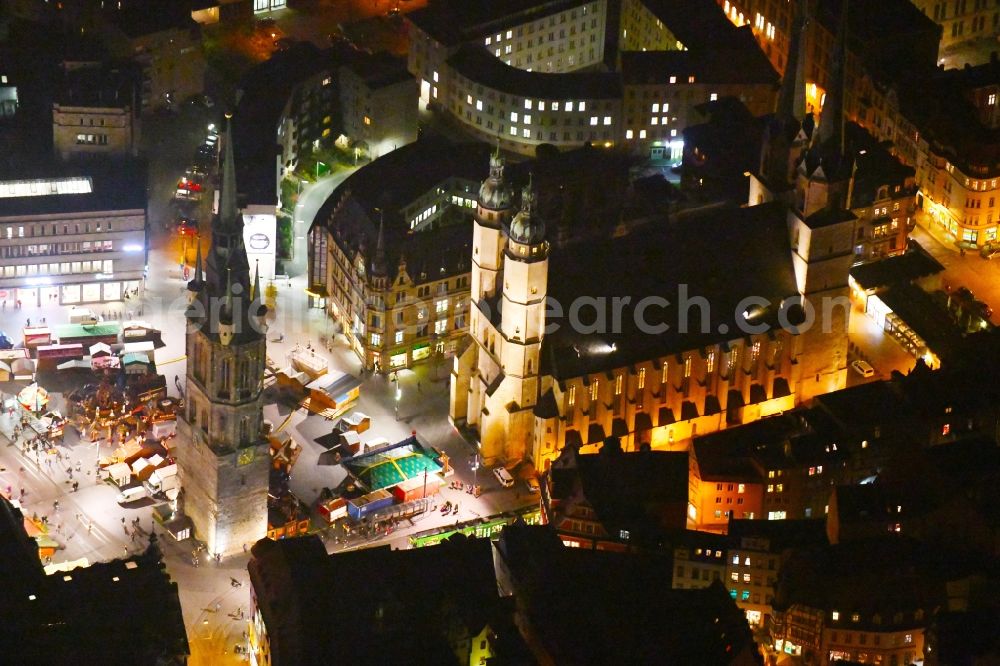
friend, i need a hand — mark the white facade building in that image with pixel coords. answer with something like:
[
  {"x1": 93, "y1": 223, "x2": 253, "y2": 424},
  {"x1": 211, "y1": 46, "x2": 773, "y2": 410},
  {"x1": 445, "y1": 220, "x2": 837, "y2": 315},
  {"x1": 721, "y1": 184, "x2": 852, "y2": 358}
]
[{"x1": 0, "y1": 169, "x2": 147, "y2": 306}]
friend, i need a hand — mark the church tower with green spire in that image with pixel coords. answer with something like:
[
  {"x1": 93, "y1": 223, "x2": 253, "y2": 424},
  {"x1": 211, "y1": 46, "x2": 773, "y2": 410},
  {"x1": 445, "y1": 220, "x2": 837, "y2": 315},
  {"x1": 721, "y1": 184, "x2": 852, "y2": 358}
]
[{"x1": 176, "y1": 113, "x2": 271, "y2": 558}]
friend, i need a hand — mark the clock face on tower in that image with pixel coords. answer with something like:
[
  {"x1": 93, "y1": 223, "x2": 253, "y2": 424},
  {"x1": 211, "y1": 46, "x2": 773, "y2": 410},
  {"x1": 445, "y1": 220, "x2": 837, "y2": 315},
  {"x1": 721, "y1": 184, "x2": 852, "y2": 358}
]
[{"x1": 237, "y1": 448, "x2": 255, "y2": 466}]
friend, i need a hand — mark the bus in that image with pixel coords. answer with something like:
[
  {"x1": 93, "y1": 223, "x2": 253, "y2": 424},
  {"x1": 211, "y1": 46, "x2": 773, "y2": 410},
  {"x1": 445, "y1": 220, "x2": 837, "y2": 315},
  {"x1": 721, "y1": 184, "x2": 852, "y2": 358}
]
[{"x1": 408, "y1": 505, "x2": 542, "y2": 548}]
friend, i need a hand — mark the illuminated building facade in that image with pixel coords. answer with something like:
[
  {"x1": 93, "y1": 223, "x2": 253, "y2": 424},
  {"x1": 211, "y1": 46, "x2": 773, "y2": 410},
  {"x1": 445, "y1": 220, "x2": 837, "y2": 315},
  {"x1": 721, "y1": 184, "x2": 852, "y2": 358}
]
[
  {"x1": 176, "y1": 119, "x2": 270, "y2": 558},
  {"x1": 912, "y1": 59, "x2": 1000, "y2": 249},
  {"x1": 52, "y1": 62, "x2": 140, "y2": 161},
  {"x1": 451, "y1": 146, "x2": 849, "y2": 471},
  {"x1": 100, "y1": 2, "x2": 207, "y2": 112},
  {"x1": 278, "y1": 53, "x2": 417, "y2": 179},
  {"x1": 407, "y1": 0, "x2": 778, "y2": 158},
  {"x1": 307, "y1": 141, "x2": 484, "y2": 372},
  {"x1": 0, "y1": 169, "x2": 147, "y2": 306},
  {"x1": 910, "y1": 0, "x2": 999, "y2": 50}
]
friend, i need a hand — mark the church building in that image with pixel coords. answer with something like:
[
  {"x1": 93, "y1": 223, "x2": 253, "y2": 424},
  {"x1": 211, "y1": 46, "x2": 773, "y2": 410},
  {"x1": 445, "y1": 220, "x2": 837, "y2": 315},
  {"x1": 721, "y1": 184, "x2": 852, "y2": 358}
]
[{"x1": 449, "y1": 0, "x2": 855, "y2": 492}]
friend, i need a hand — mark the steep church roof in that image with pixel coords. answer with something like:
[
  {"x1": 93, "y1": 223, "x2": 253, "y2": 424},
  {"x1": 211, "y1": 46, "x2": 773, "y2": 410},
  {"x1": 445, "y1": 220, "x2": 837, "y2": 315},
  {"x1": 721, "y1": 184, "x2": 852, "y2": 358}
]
[
  {"x1": 187, "y1": 114, "x2": 266, "y2": 344},
  {"x1": 540, "y1": 201, "x2": 799, "y2": 380}
]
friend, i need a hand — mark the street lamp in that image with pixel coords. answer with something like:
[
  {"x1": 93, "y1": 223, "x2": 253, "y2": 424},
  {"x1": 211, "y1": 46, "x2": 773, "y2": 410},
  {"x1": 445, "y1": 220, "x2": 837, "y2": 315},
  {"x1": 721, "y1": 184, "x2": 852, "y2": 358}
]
[
  {"x1": 315, "y1": 161, "x2": 326, "y2": 180},
  {"x1": 471, "y1": 450, "x2": 480, "y2": 488},
  {"x1": 394, "y1": 386, "x2": 401, "y2": 421}
]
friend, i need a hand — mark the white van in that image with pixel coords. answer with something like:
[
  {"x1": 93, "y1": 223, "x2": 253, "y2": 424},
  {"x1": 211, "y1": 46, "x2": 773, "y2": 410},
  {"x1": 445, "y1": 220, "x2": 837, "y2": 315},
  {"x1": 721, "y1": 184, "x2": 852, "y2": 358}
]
[
  {"x1": 116, "y1": 485, "x2": 147, "y2": 504},
  {"x1": 493, "y1": 467, "x2": 515, "y2": 488},
  {"x1": 851, "y1": 359, "x2": 876, "y2": 378}
]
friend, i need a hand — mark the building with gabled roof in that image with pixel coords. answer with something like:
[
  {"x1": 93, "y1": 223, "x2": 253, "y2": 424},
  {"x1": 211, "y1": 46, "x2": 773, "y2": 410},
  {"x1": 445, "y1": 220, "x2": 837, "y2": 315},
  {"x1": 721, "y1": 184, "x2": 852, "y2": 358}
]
[
  {"x1": 546, "y1": 444, "x2": 689, "y2": 548},
  {"x1": 247, "y1": 533, "x2": 508, "y2": 666}
]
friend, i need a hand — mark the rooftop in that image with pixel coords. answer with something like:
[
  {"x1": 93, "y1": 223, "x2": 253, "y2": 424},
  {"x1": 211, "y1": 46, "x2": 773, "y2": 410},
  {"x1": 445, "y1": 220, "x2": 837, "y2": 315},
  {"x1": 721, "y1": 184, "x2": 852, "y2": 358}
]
[
  {"x1": 103, "y1": 0, "x2": 198, "y2": 38},
  {"x1": 56, "y1": 61, "x2": 140, "y2": 109},
  {"x1": 0, "y1": 158, "x2": 147, "y2": 218},
  {"x1": 407, "y1": 0, "x2": 585, "y2": 47},
  {"x1": 540, "y1": 201, "x2": 799, "y2": 380},
  {"x1": 447, "y1": 44, "x2": 622, "y2": 100},
  {"x1": 248, "y1": 533, "x2": 501, "y2": 663},
  {"x1": 619, "y1": 30, "x2": 777, "y2": 86},
  {"x1": 341, "y1": 52, "x2": 413, "y2": 90},
  {"x1": 849, "y1": 242, "x2": 944, "y2": 291},
  {"x1": 314, "y1": 138, "x2": 491, "y2": 284}
]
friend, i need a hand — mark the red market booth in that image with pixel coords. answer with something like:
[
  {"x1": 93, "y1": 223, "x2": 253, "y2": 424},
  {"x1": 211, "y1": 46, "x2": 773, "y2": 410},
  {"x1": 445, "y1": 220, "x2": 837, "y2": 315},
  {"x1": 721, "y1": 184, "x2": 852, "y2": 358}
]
[{"x1": 391, "y1": 474, "x2": 441, "y2": 503}]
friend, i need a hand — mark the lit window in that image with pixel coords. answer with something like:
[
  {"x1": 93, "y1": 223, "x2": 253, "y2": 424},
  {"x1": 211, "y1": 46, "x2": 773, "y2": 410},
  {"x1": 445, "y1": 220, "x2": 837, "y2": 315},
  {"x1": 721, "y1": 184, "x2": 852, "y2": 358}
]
[
  {"x1": 578, "y1": 101, "x2": 586, "y2": 111},
  {"x1": 732, "y1": 555, "x2": 739, "y2": 565},
  {"x1": 476, "y1": 100, "x2": 483, "y2": 111},
  {"x1": 731, "y1": 572, "x2": 739, "y2": 581},
  {"x1": 539, "y1": 101, "x2": 545, "y2": 111},
  {"x1": 603, "y1": 116, "x2": 611, "y2": 125},
  {"x1": 394, "y1": 331, "x2": 403, "y2": 344},
  {"x1": 435, "y1": 298, "x2": 448, "y2": 314},
  {"x1": 637, "y1": 367, "x2": 645, "y2": 388},
  {"x1": 905, "y1": 634, "x2": 913, "y2": 644},
  {"x1": 942, "y1": 423, "x2": 951, "y2": 436},
  {"x1": 743, "y1": 573, "x2": 750, "y2": 583},
  {"x1": 525, "y1": 99, "x2": 533, "y2": 110},
  {"x1": 639, "y1": 129, "x2": 646, "y2": 139},
  {"x1": 552, "y1": 102, "x2": 560, "y2": 111},
  {"x1": 851, "y1": 614, "x2": 860, "y2": 623},
  {"x1": 485, "y1": 36, "x2": 491, "y2": 46},
  {"x1": 589, "y1": 380, "x2": 599, "y2": 401},
  {"x1": 990, "y1": 94, "x2": 997, "y2": 106},
  {"x1": 432, "y1": 71, "x2": 439, "y2": 83},
  {"x1": 510, "y1": 126, "x2": 518, "y2": 136},
  {"x1": 467, "y1": 94, "x2": 473, "y2": 105},
  {"x1": 522, "y1": 128, "x2": 530, "y2": 138},
  {"x1": 671, "y1": 129, "x2": 677, "y2": 137},
  {"x1": 737, "y1": 483, "x2": 745, "y2": 494},
  {"x1": 744, "y1": 557, "x2": 750, "y2": 566},
  {"x1": 626, "y1": 129, "x2": 634, "y2": 139},
  {"x1": 589, "y1": 116, "x2": 598, "y2": 125},
  {"x1": 370, "y1": 333, "x2": 381, "y2": 346},
  {"x1": 565, "y1": 100, "x2": 573, "y2": 111},
  {"x1": 669, "y1": 76, "x2": 676, "y2": 84},
  {"x1": 363, "y1": 116, "x2": 371, "y2": 126},
  {"x1": 832, "y1": 611, "x2": 840, "y2": 621},
  {"x1": 506, "y1": 30, "x2": 512, "y2": 39},
  {"x1": 510, "y1": 111, "x2": 518, "y2": 122},
  {"x1": 614, "y1": 374, "x2": 623, "y2": 395},
  {"x1": 651, "y1": 103, "x2": 659, "y2": 112},
  {"x1": 567, "y1": 386, "x2": 576, "y2": 406},
  {"x1": 435, "y1": 319, "x2": 447, "y2": 335},
  {"x1": 523, "y1": 115, "x2": 532, "y2": 124},
  {"x1": 651, "y1": 117, "x2": 658, "y2": 125},
  {"x1": 710, "y1": 93, "x2": 718, "y2": 101}
]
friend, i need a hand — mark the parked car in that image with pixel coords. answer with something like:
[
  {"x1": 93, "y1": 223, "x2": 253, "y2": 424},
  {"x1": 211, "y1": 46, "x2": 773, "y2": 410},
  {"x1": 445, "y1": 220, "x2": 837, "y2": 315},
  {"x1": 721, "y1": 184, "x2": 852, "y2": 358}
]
[
  {"x1": 493, "y1": 467, "x2": 514, "y2": 488},
  {"x1": 850, "y1": 359, "x2": 875, "y2": 378},
  {"x1": 525, "y1": 476, "x2": 540, "y2": 494}
]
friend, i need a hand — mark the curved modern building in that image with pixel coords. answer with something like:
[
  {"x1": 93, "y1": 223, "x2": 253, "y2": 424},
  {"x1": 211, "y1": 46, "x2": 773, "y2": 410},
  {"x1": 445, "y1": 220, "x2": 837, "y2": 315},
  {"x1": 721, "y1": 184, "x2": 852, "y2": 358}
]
[{"x1": 407, "y1": 0, "x2": 779, "y2": 158}]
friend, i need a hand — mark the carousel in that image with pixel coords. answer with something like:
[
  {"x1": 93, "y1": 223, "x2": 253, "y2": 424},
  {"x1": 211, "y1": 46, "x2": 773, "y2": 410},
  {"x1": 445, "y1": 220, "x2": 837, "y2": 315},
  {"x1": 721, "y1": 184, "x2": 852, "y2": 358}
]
[{"x1": 17, "y1": 384, "x2": 49, "y2": 414}]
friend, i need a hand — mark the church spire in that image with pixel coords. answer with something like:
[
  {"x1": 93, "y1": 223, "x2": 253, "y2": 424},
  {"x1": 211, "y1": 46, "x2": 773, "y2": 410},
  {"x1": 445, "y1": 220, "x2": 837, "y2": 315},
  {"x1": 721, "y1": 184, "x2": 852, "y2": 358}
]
[
  {"x1": 776, "y1": 0, "x2": 809, "y2": 124},
  {"x1": 372, "y1": 209, "x2": 387, "y2": 277},
  {"x1": 220, "y1": 113, "x2": 239, "y2": 231},
  {"x1": 814, "y1": 0, "x2": 848, "y2": 156},
  {"x1": 194, "y1": 239, "x2": 203, "y2": 283}
]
